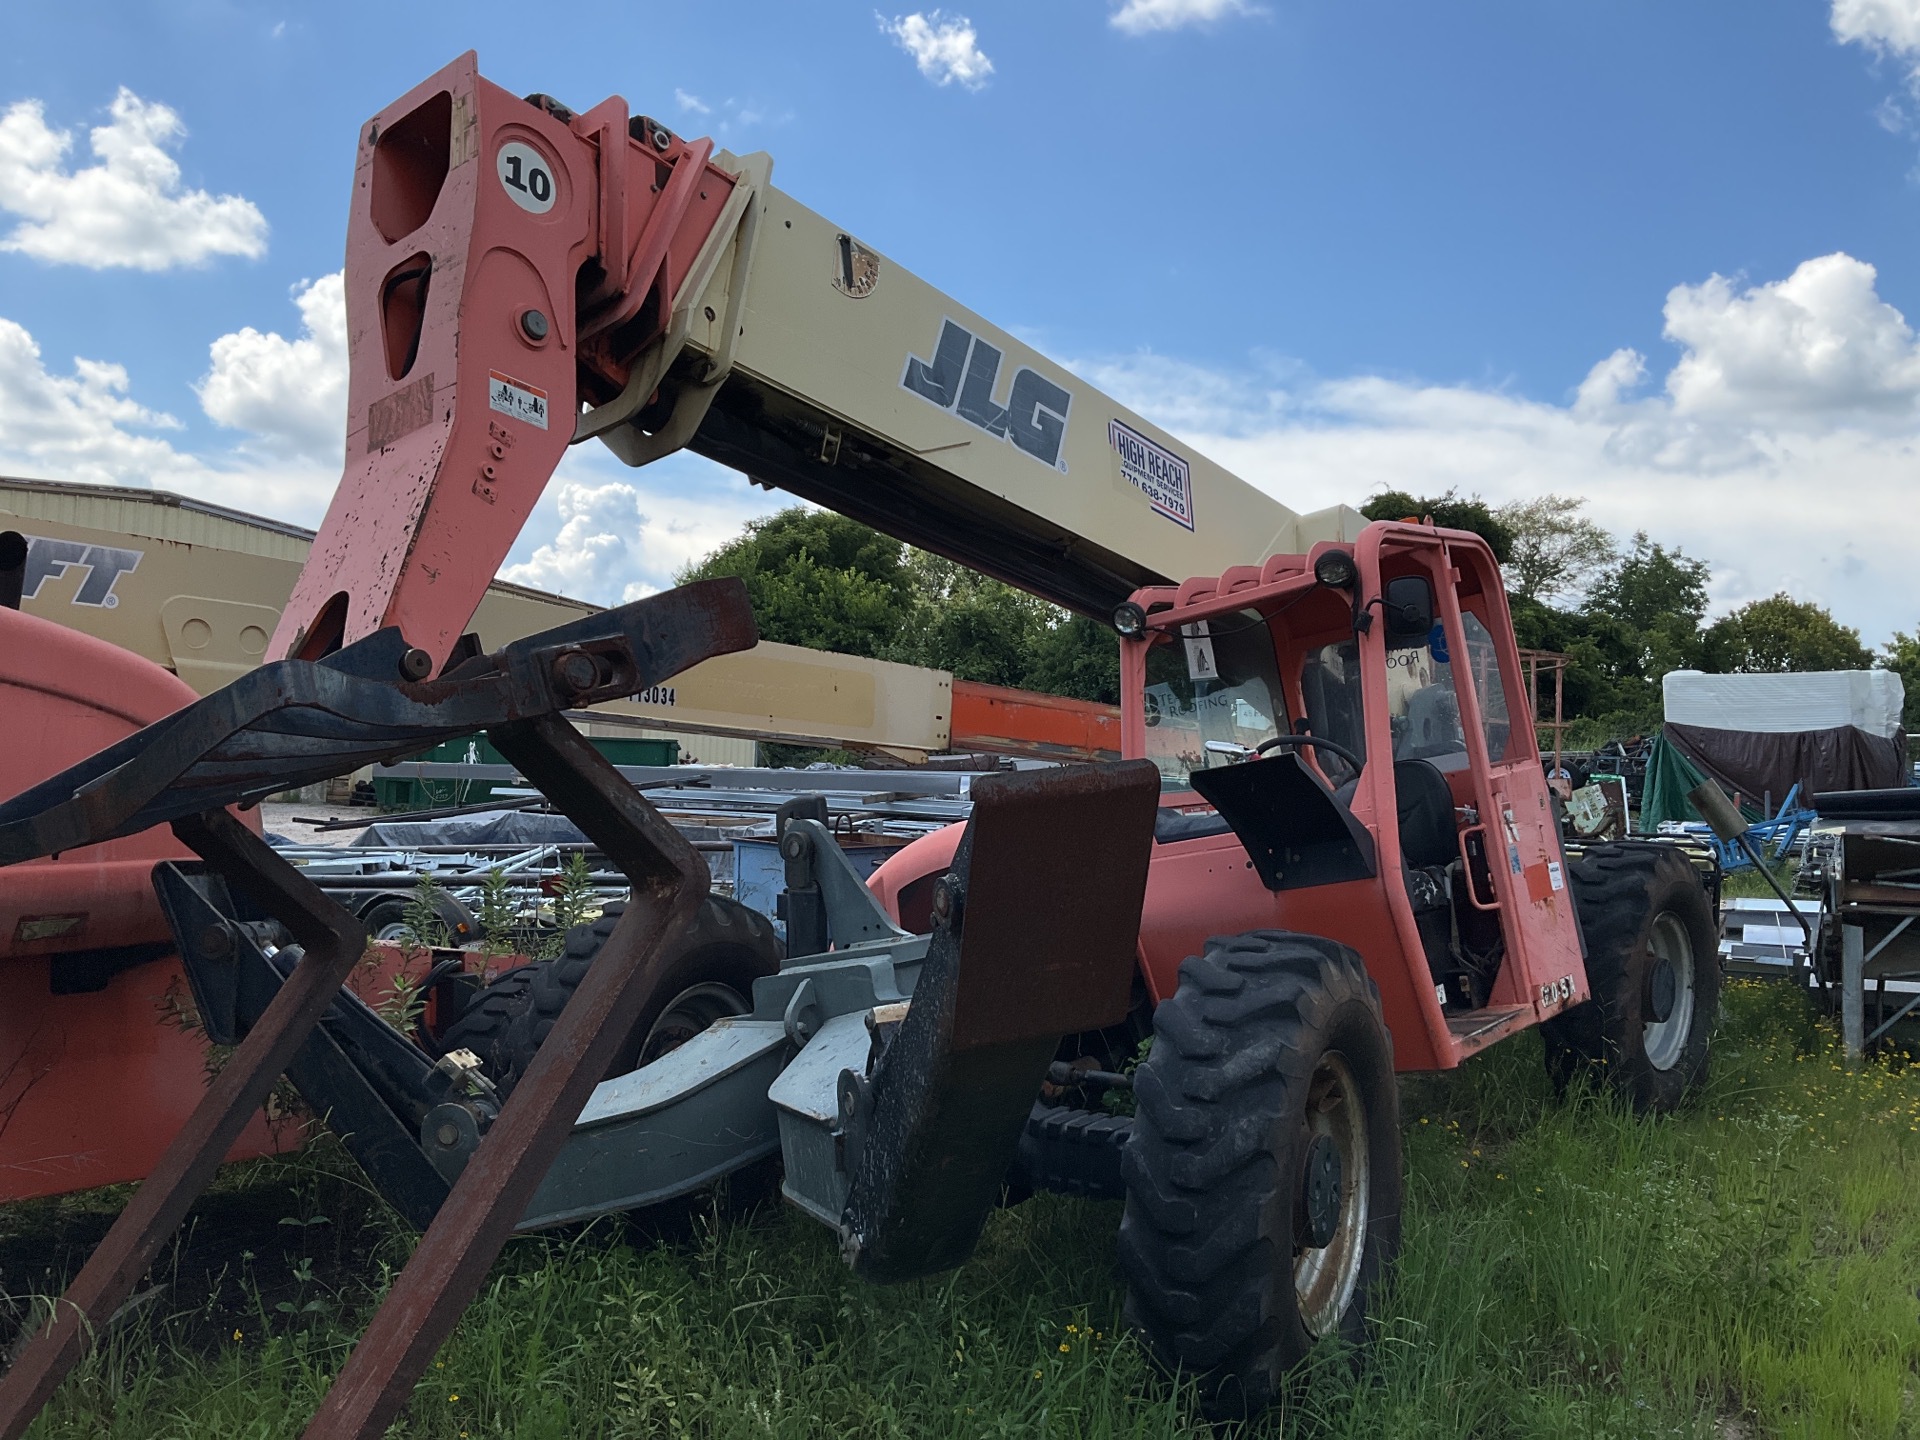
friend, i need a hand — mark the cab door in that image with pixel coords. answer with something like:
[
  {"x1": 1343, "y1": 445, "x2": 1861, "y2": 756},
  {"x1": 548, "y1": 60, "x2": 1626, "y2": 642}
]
[{"x1": 1432, "y1": 543, "x2": 1589, "y2": 1020}]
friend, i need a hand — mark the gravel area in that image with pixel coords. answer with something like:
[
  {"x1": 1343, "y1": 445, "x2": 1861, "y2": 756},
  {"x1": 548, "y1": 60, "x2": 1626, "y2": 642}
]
[{"x1": 257, "y1": 801, "x2": 372, "y2": 849}]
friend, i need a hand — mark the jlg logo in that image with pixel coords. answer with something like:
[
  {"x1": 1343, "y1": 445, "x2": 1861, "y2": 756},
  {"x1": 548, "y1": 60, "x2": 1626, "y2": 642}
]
[{"x1": 901, "y1": 319, "x2": 1072, "y2": 470}]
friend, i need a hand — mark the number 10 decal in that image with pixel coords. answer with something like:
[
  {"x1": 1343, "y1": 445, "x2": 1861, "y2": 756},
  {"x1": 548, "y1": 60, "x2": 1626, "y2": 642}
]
[{"x1": 496, "y1": 141, "x2": 556, "y2": 215}]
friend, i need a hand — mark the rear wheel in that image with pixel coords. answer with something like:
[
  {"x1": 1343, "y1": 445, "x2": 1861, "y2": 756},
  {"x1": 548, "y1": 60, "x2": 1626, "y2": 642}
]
[
  {"x1": 1542, "y1": 841, "x2": 1720, "y2": 1113},
  {"x1": 361, "y1": 898, "x2": 414, "y2": 945},
  {"x1": 438, "y1": 893, "x2": 782, "y2": 1098},
  {"x1": 1118, "y1": 931, "x2": 1401, "y2": 1420}
]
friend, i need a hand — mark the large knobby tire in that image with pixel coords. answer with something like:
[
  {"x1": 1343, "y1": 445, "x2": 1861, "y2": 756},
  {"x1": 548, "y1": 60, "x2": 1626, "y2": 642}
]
[
  {"x1": 1119, "y1": 931, "x2": 1402, "y2": 1421},
  {"x1": 1541, "y1": 841, "x2": 1720, "y2": 1113},
  {"x1": 439, "y1": 893, "x2": 781, "y2": 1099}
]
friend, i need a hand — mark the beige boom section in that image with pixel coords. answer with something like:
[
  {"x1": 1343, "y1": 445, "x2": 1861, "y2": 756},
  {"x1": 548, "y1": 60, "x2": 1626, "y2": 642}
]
[
  {"x1": 636, "y1": 172, "x2": 1362, "y2": 616},
  {"x1": 0, "y1": 476, "x2": 948, "y2": 762}
]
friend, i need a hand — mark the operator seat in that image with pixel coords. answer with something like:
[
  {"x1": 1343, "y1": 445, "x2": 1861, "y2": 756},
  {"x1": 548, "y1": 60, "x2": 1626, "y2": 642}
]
[{"x1": 1393, "y1": 759, "x2": 1456, "y2": 869}]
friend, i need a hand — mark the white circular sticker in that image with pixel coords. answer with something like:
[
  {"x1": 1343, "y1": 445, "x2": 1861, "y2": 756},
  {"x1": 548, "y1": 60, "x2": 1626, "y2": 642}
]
[{"x1": 496, "y1": 142, "x2": 556, "y2": 214}]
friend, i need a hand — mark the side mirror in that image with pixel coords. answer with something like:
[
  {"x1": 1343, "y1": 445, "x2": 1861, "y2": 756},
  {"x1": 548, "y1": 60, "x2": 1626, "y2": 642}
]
[{"x1": 1382, "y1": 576, "x2": 1434, "y2": 641}]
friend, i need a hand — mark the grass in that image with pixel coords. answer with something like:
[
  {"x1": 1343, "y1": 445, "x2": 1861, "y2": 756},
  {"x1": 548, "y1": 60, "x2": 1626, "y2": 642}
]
[{"x1": 7, "y1": 979, "x2": 1920, "y2": 1438}]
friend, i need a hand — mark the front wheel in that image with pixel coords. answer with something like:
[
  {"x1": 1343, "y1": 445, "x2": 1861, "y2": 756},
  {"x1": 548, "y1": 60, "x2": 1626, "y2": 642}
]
[
  {"x1": 438, "y1": 893, "x2": 782, "y2": 1098},
  {"x1": 1542, "y1": 841, "x2": 1720, "y2": 1113},
  {"x1": 1118, "y1": 930, "x2": 1402, "y2": 1420}
]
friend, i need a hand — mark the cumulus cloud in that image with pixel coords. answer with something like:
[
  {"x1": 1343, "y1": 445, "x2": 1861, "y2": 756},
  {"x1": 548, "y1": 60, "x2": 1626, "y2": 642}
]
[
  {"x1": 1082, "y1": 251, "x2": 1920, "y2": 643},
  {"x1": 1109, "y1": 0, "x2": 1261, "y2": 35},
  {"x1": 0, "y1": 89, "x2": 267, "y2": 270},
  {"x1": 1661, "y1": 253, "x2": 1920, "y2": 418},
  {"x1": 674, "y1": 88, "x2": 711, "y2": 116},
  {"x1": 879, "y1": 12, "x2": 995, "y2": 89},
  {"x1": 197, "y1": 272, "x2": 348, "y2": 466},
  {"x1": 0, "y1": 318, "x2": 192, "y2": 488},
  {"x1": 500, "y1": 459, "x2": 779, "y2": 605},
  {"x1": 1832, "y1": 0, "x2": 1920, "y2": 61},
  {"x1": 0, "y1": 309, "x2": 337, "y2": 524}
]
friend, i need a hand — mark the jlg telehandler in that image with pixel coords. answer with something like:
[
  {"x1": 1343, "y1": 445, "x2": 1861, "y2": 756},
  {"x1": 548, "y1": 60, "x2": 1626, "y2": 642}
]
[{"x1": 0, "y1": 53, "x2": 1717, "y2": 1434}]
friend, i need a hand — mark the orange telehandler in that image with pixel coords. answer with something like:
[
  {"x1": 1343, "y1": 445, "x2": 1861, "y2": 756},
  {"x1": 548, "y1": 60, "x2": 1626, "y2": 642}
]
[{"x1": 0, "y1": 53, "x2": 1718, "y2": 1432}]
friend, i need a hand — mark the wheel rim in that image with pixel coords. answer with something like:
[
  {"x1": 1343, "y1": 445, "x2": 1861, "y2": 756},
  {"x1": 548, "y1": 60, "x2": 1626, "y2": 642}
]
[
  {"x1": 372, "y1": 919, "x2": 413, "y2": 943},
  {"x1": 1642, "y1": 912, "x2": 1696, "y2": 1072},
  {"x1": 638, "y1": 982, "x2": 749, "y2": 1066},
  {"x1": 1294, "y1": 1051, "x2": 1370, "y2": 1338}
]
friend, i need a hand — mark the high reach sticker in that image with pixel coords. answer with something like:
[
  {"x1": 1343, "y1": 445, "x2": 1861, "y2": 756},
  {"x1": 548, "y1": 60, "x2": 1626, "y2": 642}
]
[{"x1": 1107, "y1": 420, "x2": 1194, "y2": 531}]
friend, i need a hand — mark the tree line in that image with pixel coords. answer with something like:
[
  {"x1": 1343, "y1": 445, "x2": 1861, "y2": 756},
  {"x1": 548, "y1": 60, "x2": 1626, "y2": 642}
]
[{"x1": 681, "y1": 497, "x2": 1912, "y2": 746}]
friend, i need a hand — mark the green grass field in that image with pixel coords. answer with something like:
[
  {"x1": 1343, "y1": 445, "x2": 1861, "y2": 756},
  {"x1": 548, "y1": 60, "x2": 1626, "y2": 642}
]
[{"x1": 7, "y1": 978, "x2": 1918, "y2": 1439}]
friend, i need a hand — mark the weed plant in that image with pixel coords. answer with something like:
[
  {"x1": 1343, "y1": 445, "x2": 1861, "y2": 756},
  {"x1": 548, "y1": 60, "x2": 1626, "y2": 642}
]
[{"x1": 9, "y1": 981, "x2": 1919, "y2": 1438}]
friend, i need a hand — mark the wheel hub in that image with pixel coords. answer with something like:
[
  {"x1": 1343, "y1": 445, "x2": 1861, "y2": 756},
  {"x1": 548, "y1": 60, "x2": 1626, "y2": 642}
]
[
  {"x1": 1641, "y1": 911, "x2": 1698, "y2": 1073},
  {"x1": 1645, "y1": 956, "x2": 1676, "y2": 1024},
  {"x1": 1301, "y1": 1132, "x2": 1343, "y2": 1249}
]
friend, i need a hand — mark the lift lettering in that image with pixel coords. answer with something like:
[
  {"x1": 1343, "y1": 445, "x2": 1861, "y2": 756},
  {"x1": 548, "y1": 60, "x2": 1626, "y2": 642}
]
[
  {"x1": 16, "y1": 536, "x2": 141, "y2": 608},
  {"x1": 902, "y1": 319, "x2": 1072, "y2": 469}
]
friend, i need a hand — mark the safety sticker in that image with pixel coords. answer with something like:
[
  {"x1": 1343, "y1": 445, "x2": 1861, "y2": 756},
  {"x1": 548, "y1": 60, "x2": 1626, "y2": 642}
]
[
  {"x1": 488, "y1": 371, "x2": 549, "y2": 430},
  {"x1": 1181, "y1": 621, "x2": 1218, "y2": 681},
  {"x1": 1547, "y1": 860, "x2": 1565, "y2": 892},
  {"x1": 1108, "y1": 419, "x2": 1194, "y2": 530}
]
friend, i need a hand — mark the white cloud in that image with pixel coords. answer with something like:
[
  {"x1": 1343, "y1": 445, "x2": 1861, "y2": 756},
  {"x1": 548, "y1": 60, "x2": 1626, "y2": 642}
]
[
  {"x1": 0, "y1": 89, "x2": 267, "y2": 270},
  {"x1": 674, "y1": 88, "x2": 711, "y2": 116},
  {"x1": 1082, "y1": 251, "x2": 1920, "y2": 645},
  {"x1": 1661, "y1": 253, "x2": 1920, "y2": 419},
  {"x1": 879, "y1": 12, "x2": 995, "y2": 89},
  {"x1": 1833, "y1": 0, "x2": 1920, "y2": 61},
  {"x1": 0, "y1": 317, "x2": 191, "y2": 488},
  {"x1": 501, "y1": 456, "x2": 778, "y2": 605},
  {"x1": 1109, "y1": 0, "x2": 1260, "y2": 35},
  {"x1": 0, "y1": 309, "x2": 335, "y2": 524},
  {"x1": 197, "y1": 272, "x2": 348, "y2": 466}
]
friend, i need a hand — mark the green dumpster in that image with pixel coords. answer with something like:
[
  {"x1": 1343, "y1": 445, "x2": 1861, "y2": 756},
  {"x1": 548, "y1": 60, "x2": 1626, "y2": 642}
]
[{"x1": 374, "y1": 733, "x2": 680, "y2": 811}]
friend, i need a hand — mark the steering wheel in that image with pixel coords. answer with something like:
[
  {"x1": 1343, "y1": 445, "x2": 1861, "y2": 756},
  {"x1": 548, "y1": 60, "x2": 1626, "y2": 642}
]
[{"x1": 1254, "y1": 733, "x2": 1366, "y2": 775}]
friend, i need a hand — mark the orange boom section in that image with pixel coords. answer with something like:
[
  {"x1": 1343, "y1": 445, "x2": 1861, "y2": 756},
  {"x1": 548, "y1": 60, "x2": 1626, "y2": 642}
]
[{"x1": 949, "y1": 679, "x2": 1120, "y2": 763}]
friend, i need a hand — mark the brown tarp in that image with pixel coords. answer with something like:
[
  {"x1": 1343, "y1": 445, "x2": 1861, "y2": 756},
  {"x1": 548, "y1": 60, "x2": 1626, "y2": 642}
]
[{"x1": 1664, "y1": 722, "x2": 1908, "y2": 810}]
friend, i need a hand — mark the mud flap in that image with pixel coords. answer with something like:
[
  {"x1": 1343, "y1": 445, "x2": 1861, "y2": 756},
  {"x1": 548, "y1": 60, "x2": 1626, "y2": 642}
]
[{"x1": 836, "y1": 760, "x2": 1160, "y2": 1282}]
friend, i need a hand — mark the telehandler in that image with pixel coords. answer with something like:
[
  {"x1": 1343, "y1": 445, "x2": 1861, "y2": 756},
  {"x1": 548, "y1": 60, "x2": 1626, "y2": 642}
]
[{"x1": 0, "y1": 53, "x2": 1717, "y2": 1433}]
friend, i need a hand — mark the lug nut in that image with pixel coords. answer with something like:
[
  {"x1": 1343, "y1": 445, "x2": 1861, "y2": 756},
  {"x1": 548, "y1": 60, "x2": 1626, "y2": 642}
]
[{"x1": 520, "y1": 309, "x2": 550, "y2": 341}]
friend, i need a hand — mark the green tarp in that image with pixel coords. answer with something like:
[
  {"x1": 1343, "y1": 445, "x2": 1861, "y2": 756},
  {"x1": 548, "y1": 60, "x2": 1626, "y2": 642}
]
[{"x1": 1637, "y1": 731, "x2": 1762, "y2": 833}]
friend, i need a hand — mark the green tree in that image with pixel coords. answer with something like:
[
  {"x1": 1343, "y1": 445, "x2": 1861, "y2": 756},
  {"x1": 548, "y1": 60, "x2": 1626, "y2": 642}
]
[
  {"x1": 1495, "y1": 494, "x2": 1617, "y2": 605},
  {"x1": 1704, "y1": 594, "x2": 1871, "y2": 674},
  {"x1": 1361, "y1": 488, "x2": 1515, "y2": 563},
  {"x1": 884, "y1": 552, "x2": 1053, "y2": 688},
  {"x1": 1883, "y1": 630, "x2": 1920, "y2": 730},
  {"x1": 677, "y1": 508, "x2": 913, "y2": 658},
  {"x1": 1024, "y1": 615, "x2": 1123, "y2": 706}
]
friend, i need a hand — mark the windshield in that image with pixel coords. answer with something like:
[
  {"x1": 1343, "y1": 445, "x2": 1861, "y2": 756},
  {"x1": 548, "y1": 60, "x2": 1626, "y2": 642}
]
[{"x1": 1141, "y1": 610, "x2": 1287, "y2": 789}]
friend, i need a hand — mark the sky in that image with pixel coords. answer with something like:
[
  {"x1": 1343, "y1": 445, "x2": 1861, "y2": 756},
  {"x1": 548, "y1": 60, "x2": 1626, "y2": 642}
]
[{"x1": 3, "y1": 1, "x2": 1920, "y2": 644}]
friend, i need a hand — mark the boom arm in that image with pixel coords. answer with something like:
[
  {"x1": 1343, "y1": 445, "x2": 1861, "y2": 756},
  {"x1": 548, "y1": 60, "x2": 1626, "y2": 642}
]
[{"x1": 273, "y1": 52, "x2": 1357, "y2": 668}]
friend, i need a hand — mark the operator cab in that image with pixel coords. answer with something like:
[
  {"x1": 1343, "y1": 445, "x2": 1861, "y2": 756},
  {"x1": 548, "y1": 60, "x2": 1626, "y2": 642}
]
[{"x1": 1126, "y1": 522, "x2": 1550, "y2": 1022}]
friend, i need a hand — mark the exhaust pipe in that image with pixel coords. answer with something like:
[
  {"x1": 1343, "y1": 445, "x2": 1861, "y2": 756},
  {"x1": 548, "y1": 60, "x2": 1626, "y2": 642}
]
[{"x1": 0, "y1": 532, "x2": 27, "y2": 611}]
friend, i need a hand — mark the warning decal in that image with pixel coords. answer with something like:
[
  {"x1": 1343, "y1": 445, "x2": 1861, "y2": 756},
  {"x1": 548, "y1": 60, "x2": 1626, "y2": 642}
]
[
  {"x1": 488, "y1": 371, "x2": 550, "y2": 430},
  {"x1": 1109, "y1": 419, "x2": 1194, "y2": 530}
]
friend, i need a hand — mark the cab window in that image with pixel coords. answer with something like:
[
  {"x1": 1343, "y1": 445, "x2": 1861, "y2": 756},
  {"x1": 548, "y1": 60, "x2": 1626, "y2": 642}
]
[
  {"x1": 1142, "y1": 610, "x2": 1287, "y2": 788},
  {"x1": 1299, "y1": 640, "x2": 1365, "y2": 788},
  {"x1": 1388, "y1": 629, "x2": 1468, "y2": 770},
  {"x1": 1460, "y1": 612, "x2": 1514, "y2": 762}
]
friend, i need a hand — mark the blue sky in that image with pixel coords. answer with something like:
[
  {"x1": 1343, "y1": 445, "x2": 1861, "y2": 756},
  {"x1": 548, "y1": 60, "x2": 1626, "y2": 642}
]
[{"x1": 2, "y1": 1, "x2": 1918, "y2": 643}]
